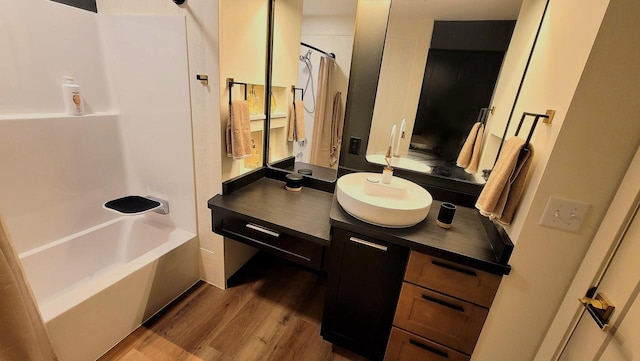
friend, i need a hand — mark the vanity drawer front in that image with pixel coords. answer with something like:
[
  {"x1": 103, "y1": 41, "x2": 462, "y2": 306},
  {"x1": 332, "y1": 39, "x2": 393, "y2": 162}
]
[
  {"x1": 394, "y1": 283, "x2": 488, "y2": 355},
  {"x1": 385, "y1": 327, "x2": 470, "y2": 361},
  {"x1": 220, "y1": 216, "x2": 323, "y2": 270},
  {"x1": 405, "y1": 251, "x2": 501, "y2": 308}
]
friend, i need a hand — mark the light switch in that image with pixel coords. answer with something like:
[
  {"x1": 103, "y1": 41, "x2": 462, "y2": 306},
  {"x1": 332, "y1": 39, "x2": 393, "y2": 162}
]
[{"x1": 539, "y1": 197, "x2": 590, "y2": 232}]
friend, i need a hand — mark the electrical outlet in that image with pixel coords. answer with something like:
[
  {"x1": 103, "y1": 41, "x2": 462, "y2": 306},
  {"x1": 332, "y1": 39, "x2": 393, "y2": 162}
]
[
  {"x1": 349, "y1": 137, "x2": 361, "y2": 155},
  {"x1": 539, "y1": 197, "x2": 590, "y2": 232}
]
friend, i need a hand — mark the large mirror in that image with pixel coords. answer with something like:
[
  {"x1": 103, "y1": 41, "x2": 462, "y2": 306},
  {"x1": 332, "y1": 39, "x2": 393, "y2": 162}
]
[
  {"x1": 267, "y1": 0, "x2": 358, "y2": 182},
  {"x1": 366, "y1": 0, "x2": 533, "y2": 186},
  {"x1": 339, "y1": 0, "x2": 548, "y2": 200}
]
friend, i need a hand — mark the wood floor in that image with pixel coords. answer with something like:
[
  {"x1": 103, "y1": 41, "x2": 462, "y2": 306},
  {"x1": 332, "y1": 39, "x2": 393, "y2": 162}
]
[{"x1": 98, "y1": 253, "x2": 369, "y2": 361}]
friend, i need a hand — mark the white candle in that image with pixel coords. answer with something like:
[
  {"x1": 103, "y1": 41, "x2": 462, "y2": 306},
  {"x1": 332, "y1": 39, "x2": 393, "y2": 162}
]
[
  {"x1": 394, "y1": 119, "x2": 406, "y2": 156},
  {"x1": 389, "y1": 124, "x2": 397, "y2": 150}
]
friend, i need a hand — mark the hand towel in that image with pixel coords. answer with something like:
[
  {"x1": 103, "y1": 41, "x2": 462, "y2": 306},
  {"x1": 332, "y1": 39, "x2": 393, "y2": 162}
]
[
  {"x1": 329, "y1": 92, "x2": 344, "y2": 166},
  {"x1": 476, "y1": 137, "x2": 534, "y2": 225},
  {"x1": 225, "y1": 100, "x2": 252, "y2": 159},
  {"x1": 464, "y1": 123, "x2": 484, "y2": 174},
  {"x1": 287, "y1": 100, "x2": 306, "y2": 142},
  {"x1": 456, "y1": 122, "x2": 481, "y2": 168},
  {"x1": 288, "y1": 102, "x2": 295, "y2": 141}
]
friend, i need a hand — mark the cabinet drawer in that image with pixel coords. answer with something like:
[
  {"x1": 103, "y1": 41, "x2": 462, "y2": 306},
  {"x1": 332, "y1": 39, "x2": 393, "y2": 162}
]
[
  {"x1": 394, "y1": 283, "x2": 488, "y2": 355},
  {"x1": 405, "y1": 251, "x2": 501, "y2": 308},
  {"x1": 385, "y1": 327, "x2": 470, "y2": 361},
  {"x1": 219, "y1": 215, "x2": 323, "y2": 270}
]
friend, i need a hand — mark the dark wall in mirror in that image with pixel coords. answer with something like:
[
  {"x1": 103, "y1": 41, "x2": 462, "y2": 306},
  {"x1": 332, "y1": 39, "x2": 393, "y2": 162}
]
[
  {"x1": 411, "y1": 21, "x2": 515, "y2": 163},
  {"x1": 266, "y1": 0, "x2": 357, "y2": 182},
  {"x1": 51, "y1": 0, "x2": 97, "y2": 12}
]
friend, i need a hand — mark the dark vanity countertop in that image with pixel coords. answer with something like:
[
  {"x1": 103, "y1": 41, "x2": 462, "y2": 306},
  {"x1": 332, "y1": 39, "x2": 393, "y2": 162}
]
[
  {"x1": 330, "y1": 198, "x2": 511, "y2": 275},
  {"x1": 209, "y1": 176, "x2": 511, "y2": 275},
  {"x1": 208, "y1": 177, "x2": 333, "y2": 246}
]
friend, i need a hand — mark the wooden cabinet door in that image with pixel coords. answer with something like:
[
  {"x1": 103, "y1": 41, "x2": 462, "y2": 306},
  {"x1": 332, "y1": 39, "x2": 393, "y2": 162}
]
[{"x1": 321, "y1": 228, "x2": 409, "y2": 361}]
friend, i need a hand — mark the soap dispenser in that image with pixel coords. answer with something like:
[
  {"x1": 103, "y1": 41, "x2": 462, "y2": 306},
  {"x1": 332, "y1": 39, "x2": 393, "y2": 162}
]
[{"x1": 61, "y1": 76, "x2": 84, "y2": 116}]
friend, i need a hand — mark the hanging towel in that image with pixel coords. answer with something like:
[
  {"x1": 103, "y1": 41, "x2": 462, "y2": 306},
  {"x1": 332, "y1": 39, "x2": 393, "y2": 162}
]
[
  {"x1": 456, "y1": 122, "x2": 481, "y2": 168},
  {"x1": 329, "y1": 92, "x2": 344, "y2": 167},
  {"x1": 1, "y1": 216, "x2": 59, "y2": 361},
  {"x1": 310, "y1": 56, "x2": 335, "y2": 167},
  {"x1": 475, "y1": 137, "x2": 534, "y2": 225},
  {"x1": 225, "y1": 100, "x2": 252, "y2": 159},
  {"x1": 288, "y1": 100, "x2": 306, "y2": 142},
  {"x1": 465, "y1": 123, "x2": 484, "y2": 174}
]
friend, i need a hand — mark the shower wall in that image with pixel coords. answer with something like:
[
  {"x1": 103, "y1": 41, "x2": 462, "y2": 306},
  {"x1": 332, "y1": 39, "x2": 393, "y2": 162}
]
[
  {"x1": 294, "y1": 14, "x2": 355, "y2": 163},
  {"x1": 0, "y1": 1, "x2": 195, "y2": 254}
]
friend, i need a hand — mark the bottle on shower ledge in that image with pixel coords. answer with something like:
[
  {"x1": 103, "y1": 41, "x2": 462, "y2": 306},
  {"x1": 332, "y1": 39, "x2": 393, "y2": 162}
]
[
  {"x1": 61, "y1": 76, "x2": 84, "y2": 116},
  {"x1": 248, "y1": 85, "x2": 260, "y2": 115}
]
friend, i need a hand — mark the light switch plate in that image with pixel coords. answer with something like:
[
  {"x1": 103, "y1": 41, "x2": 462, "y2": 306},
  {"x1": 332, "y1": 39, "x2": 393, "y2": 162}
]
[{"x1": 540, "y1": 197, "x2": 590, "y2": 232}]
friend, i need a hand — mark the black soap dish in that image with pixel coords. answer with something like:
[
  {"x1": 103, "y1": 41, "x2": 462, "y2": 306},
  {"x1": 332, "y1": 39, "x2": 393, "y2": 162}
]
[{"x1": 103, "y1": 195, "x2": 169, "y2": 215}]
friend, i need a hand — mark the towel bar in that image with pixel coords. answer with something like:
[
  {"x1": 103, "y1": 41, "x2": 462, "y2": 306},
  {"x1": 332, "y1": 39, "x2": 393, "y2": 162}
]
[{"x1": 227, "y1": 78, "x2": 248, "y2": 105}]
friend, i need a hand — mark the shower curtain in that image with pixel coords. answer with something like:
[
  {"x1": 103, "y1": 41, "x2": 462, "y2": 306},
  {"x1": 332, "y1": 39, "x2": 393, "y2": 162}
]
[
  {"x1": 0, "y1": 216, "x2": 58, "y2": 361},
  {"x1": 309, "y1": 56, "x2": 336, "y2": 167}
]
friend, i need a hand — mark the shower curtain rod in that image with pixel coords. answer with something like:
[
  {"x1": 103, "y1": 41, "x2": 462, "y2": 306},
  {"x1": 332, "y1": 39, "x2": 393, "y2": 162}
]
[{"x1": 301, "y1": 42, "x2": 336, "y2": 59}]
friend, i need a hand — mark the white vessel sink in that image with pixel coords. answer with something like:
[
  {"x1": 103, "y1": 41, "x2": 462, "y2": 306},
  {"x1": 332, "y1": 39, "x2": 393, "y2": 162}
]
[{"x1": 336, "y1": 172, "x2": 432, "y2": 228}]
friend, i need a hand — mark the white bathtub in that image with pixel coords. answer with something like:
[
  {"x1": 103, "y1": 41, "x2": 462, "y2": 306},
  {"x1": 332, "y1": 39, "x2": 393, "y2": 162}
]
[{"x1": 19, "y1": 215, "x2": 199, "y2": 361}]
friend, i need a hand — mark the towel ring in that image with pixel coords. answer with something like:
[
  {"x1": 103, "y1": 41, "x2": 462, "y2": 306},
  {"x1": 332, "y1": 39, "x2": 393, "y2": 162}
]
[{"x1": 228, "y1": 78, "x2": 248, "y2": 105}]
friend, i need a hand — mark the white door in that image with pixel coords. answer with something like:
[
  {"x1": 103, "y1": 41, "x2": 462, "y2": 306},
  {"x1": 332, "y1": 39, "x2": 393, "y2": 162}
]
[{"x1": 559, "y1": 205, "x2": 640, "y2": 360}]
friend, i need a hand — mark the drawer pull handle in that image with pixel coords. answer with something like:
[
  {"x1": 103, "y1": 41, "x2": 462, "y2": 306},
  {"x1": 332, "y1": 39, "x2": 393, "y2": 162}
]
[
  {"x1": 246, "y1": 223, "x2": 280, "y2": 238},
  {"x1": 421, "y1": 294, "x2": 465, "y2": 312},
  {"x1": 224, "y1": 229, "x2": 311, "y2": 262},
  {"x1": 432, "y1": 260, "x2": 477, "y2": 277},
  {"x1": 409, "y1": 339, "x2": 449, "y2": 358},
  {"x1": 349, "y1": 237, "x2": 388, "y2": 251}
]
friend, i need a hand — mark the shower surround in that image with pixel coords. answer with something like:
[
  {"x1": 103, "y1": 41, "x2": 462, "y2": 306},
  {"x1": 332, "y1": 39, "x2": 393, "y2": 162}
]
[{"x1": 0, "y1": 3, "x2": 197, "y2": 360}]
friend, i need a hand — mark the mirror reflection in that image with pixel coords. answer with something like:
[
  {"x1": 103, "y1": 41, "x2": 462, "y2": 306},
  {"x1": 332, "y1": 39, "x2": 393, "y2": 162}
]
[
  {"x1": 268, "y1": 0, "x2": 357, "y2": 181},
  {"x1": 366, "y1": 0, "x2": 524, "y2": 184}
]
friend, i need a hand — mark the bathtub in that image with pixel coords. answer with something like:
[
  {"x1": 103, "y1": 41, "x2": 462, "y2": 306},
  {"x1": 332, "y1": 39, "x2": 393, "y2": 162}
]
[{"x1": 19, "y1": 215, "x2": 199, "y2": 361}]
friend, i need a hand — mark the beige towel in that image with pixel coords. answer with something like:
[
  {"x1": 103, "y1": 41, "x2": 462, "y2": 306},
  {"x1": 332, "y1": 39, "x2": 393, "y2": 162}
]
[
  {"x1": 287, "y1": 100, "x2": 305, "y2": 142},
  {"x1": 476, "y1": 137, "x2": 534, "y2": 225},
  {"x1": 1, "y1": 216, "x2": 59, "y2": 361},
  {"x1": 465, "y1": 123, "x2": 484, "y2": 174},
  {"x1": 226, "y1": 100, "x2": 252, "y2": 159},
  {"x1": 457, "y1": 122, "x2": 481, "y2": 168},
  {"x1": 310, "y1": 56, "x2": 334, "y2": 167},
  {"x1": 329, "y1": 92, "x2": 344, "y2": 166}
]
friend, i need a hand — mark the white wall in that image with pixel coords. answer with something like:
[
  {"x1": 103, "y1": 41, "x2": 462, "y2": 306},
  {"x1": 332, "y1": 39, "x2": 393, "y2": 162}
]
[
  {"x1": 294, "y1": 14, "x2": 356, "y2": 163},
  {"x1": 479, "y1": 0, "x2": 548, "y2": 171},
  {"x1": 97, "y1": 0, "x2": 225, "y2": 287},
  {"x1": 0, "y1": 114, "x2": 126, "y2": 253},
  {"x1": 0, "y1": 0, "x2": 112, "y2": 115},
  {"x1": 0, "y1": 1, "x2": 197, "y2": 257},
  {"x1": 99, "y1": 14, "x2": 196, "y2": 233},
  {"x1": 472, "y1": 0, "x2": 640, "y2": 359},
  {"x1": 219, "y1": 0, "x2": 269, "y2": 181},
  {"x1": 368, "y1": 10, "x2": 433, "y2": 157},
  {"x1": 0, "y1": 0, "x2": 119, "y2": 253}
]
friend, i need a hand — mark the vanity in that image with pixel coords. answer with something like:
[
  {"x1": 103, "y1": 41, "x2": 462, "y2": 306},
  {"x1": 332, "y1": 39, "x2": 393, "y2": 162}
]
[
  {"x1": 207, "y1": 172, "x2": 511, "y2": 361},
  {"x1": 207, "y1": 0, "x2": 552, "y2": 358}
]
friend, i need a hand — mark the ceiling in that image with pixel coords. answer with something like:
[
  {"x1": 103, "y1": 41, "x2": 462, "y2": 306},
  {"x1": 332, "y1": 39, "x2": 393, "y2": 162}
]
[
  {"x1": 301, "y1": 0, "x2": 522, "y2": 19},
  {"x1": 302, "y1": 0, "x2": 358, "y2": 16},
  {"x1": 390, "y1": 0, "x2": 523, "y2": 19}
]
